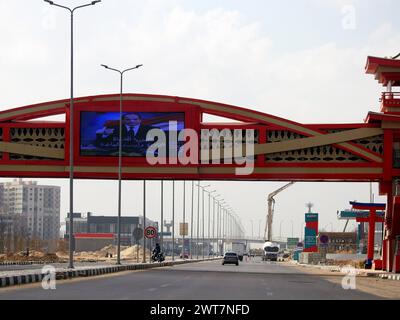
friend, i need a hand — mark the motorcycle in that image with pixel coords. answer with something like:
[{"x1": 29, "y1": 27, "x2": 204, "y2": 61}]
[{"x1": 151, "y1": 252, "x2": 165, "y2": 263}]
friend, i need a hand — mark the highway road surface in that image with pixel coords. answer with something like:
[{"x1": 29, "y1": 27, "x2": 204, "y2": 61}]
[{"x1": 0, "y1": 257, "x2": 399, "y2": 300}]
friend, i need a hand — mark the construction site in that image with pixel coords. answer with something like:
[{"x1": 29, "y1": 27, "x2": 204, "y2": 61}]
[{"x1": 0, "y1": 244, "x2": 152, "y2": 264}]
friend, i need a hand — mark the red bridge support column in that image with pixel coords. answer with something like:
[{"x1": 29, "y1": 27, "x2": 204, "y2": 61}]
[
  {"x1": 382, "y1": 239, "x2": 387, "y2": 270},
  {"x1": 392, "y1": 196, "x2": 400, "y2": 273},
  {"x1": 367, "y1": 209, "x2": 377, "y2": 268},
  {"x1": 382, "y1": 190, "x2": 392, "y2": 272}
]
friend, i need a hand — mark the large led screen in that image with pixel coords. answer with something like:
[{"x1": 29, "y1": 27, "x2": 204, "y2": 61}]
[{"x1": 80, "y1": 111, "x2": 185, "y2": 157}]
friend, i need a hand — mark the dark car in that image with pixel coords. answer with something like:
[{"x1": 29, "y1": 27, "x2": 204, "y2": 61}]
[{"x1": 222, "y1": 252, "x2": 239, "y2": 266}]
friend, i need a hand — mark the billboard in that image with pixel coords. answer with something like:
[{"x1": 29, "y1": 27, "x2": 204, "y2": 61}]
[
  {"x1": 80, "y1": 111, "x2": 185, "y2": 157},
  {"x1": 304, "y1": 228, "x2": 317, "y2": 250},
  {"x1": 287, "y1": 237, "x2": 300, "y2": 249},
  {"x1": 305, "y1": 213, "x2": 318, "y2": 222},
  {"x1": 179, "y1": 223, "x2": 189, "y2": 236},
  {"x1": 304, "y1": 213, "x2": 319, "y2": 252}
]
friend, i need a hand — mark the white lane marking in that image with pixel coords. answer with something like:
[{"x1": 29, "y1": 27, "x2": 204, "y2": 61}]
[{"x1": 160, "y1": 283, "x2": 171, "y2": 288}]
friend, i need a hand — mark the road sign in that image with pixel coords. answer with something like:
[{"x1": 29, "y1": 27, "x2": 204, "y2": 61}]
[
  {"x1": 305, "y1": 228, "x2": 317, "y2": 248},
  {"x1": 287, "y1": 237, "x2": 299, "y2": 249},
  {"x1": 305, "y1": 213, "x2": 319, "y2": 222},
  {"x1": 133, "y1": 227, "x2": 143, "y2": 241},
  {"x1": 179, "y1": 223, "x2": 188, "y2": 236},
  {"x1": 304, "y1": 213, "x2": 318, "y2": 252},
  {"x1": 320, "y1": 235, "x2": 329, "y2": 244},
  {"x1": 160, "y1": 232, "x2": 172, "y2": 237},
  {"x1": 144, "y1": 226, "x2": 157, "y2": 239}
]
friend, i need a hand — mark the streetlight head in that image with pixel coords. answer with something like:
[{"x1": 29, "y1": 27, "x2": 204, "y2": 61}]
[
  {"x1": 91, "y1": 0, "x2": 101, "y2": 5},
  {"x1": 136, "y1": 64, "x2": 143, "y2": 69},
  {"x1": 101, "y1": 64, "x2": 109, "y2": 69},
  {"x1": 44, "y1": 0, "x2": 54, "y2": 4}
]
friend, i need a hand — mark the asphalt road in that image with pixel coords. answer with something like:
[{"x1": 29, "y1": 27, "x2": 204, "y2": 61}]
[{"x1": 0, "y1": 258, "x2": 398, "y2": 300}]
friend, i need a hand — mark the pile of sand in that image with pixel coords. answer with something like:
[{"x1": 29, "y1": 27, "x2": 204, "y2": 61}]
[
  {"x1": 56, "y1": 251, "x2": 68, "y2": 259},
  {"x1": 0, "y1": 251, "x2": 62, "y2": 262},
  {"x1": 55, "y1": 245, "x2": 152, "y2": 262},
  {"x1": 325, "y1": 259, "x2": 365, "y2": 269},
  {"x1": 15, "y1": 250, "x2": 45, "y2": 258},
  {"x1": 74, "y1": 251, "x2": 104, "y2": 261},
  {"x1": 97, "y1": 245, "x2": 115, "y2": 257},
  {"x1": 25, "y1": 250, "x2": 46, "y2": 258},
  {"x1": 121, "y1": 245, "x2": 146, "y2": 259},
  {"x1": 62, "y1": 245, "x2": 140, "y2": 261}
]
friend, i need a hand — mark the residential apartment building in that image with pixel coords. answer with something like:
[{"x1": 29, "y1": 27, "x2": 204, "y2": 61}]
[{"x1": 0, "y1": 179, "x2": 60, "y2": 252}]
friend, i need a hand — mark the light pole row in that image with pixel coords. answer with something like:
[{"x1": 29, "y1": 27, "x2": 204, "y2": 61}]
[
  {"x1": 164, "y1": 181, "x2": 243, "y2": 261},
  {"x1": 164, "y1": 183, "x2": 253, "y2": 257}
]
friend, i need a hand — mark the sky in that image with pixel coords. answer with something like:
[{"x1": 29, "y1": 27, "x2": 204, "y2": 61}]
[{"x1": 0, "y1": 0, "x2": 399, "y2": 240}]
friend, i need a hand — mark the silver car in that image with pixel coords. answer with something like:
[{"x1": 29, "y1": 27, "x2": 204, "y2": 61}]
[{"x1": 222, "y1": 252, "x2": 239, "y2": 266}]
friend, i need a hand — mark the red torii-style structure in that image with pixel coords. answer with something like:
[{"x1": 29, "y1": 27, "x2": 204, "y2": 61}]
[
  {"x1": 365, "y1": 56, "x2": 400, "y2": 273},
  {"x1": 1, "y1": 55, "x2": 400, "y2": 272},
  {"x1": 350, "y1": 201, "x2": 386, "y2": 269}
]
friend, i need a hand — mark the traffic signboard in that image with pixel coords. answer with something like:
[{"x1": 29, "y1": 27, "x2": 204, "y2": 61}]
[
  {"x1": 133, "y1": 227, "x2": 143, "y2": 241},
  {"x1": 144, "y1": 226, "x2": 157, "y2": 239},
  {"x1": 160, "y1": 232, "x2": 172, "y2": 237},
  {"x1": 179, "y1": 223, "x2": 188, "y2": 236},
  {"x1": 320, "y1": 235, "x2": 329, "y2": 244},
  {"x1": 287, "y1": 237, "x2": 299, "y2": 249}
]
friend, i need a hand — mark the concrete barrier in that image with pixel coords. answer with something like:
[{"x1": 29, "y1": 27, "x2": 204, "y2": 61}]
[
  {"x1": 379, "y1": 274, "x2": 400, "y2": 281},
  {"x1": 0, "y1": 261, "x2": 59, "y2": 266}
]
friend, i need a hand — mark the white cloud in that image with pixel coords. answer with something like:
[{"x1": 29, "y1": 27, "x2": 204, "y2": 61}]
[{"x1": 2, "y1": 1, "x2": 398, "y2": 123}]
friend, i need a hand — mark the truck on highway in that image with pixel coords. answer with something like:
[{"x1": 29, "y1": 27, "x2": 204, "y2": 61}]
[
  {"x1": 262, "y1": 241, "x2": 280, "y2": 261},
  {"x1": 224, "y1": 242, "x2": 246, "y2": 261},
  {"x1": 232, "y1": 242, "x2": 246, "y2": 261}
]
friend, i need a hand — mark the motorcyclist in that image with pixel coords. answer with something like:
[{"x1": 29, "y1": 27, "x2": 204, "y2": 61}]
[{"x1": 152, "y1": 243, "x2": 161, "y2": 261}]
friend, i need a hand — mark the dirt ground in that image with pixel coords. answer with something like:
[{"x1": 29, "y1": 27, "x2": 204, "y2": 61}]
[
  {"x1": 0, "y1": 245, "x2": 151, "y2": 263},
  {"x1": 324, "y1": 259, "x2": 366, "y2": 269},
  {"x1": 0, "y1": 250, "x2": 61, "y2": 263}
]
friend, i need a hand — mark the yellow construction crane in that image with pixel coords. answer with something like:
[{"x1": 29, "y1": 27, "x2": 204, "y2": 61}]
[{"x1": 264, "y1": 182, "x2": 295, "y2": 241}]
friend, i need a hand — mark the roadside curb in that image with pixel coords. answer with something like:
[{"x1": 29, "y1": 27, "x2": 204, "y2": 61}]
[
  {"x1": 0, "y1": 258, "x2": 221, "y2": 288},
  {"x1": 0, "y1": 273, "x2": 44, "y2": 287},
  {"x1": 379, "y1": 274, "x2": 400, "y2": 281},
  {"x1": 0, "y1": 261, "x2": 59, "y2": 266},
  {"x1": 0, "y1": 262, "x2": 35, "y2": 266},
  {"x1": 296, "y1": 262, "x2": 400, "y2": 279}
]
